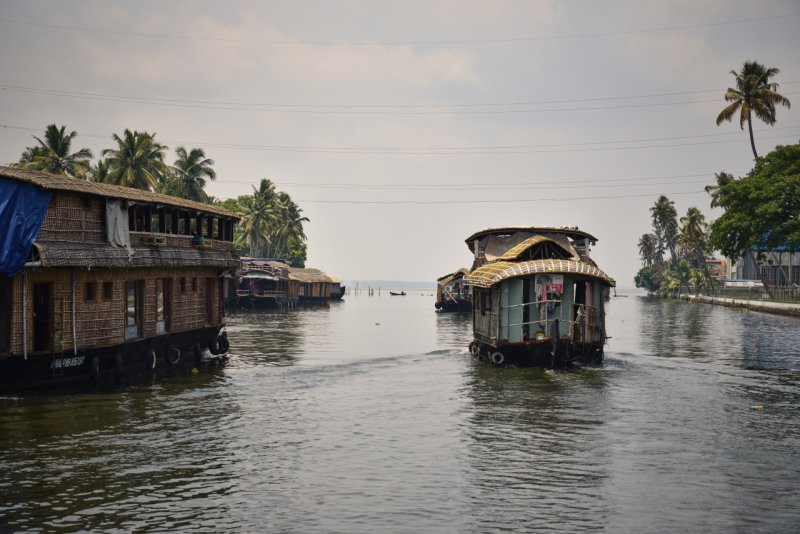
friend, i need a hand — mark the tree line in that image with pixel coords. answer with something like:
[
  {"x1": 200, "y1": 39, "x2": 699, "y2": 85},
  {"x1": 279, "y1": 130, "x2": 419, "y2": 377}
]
[
  {"x1": 11, "y1": 125, "x2": 308, "y2": 266},
  {"x1": 636, "y1": 60, "x2": 796, "y2": 294}
]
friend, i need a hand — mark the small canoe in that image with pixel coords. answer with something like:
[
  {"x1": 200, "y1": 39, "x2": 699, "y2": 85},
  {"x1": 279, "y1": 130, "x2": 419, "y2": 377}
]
[{"x1": 389, "y1": 291, "x2": 406, "y2": 296}]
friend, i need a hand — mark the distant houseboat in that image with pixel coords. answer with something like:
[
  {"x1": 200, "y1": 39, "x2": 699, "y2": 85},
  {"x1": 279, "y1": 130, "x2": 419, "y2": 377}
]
[
  {"x1": 435, "y1": 268, "x2": 472, "y2": 312},
  {"x1": 230, "y1": 263, "x2": 343, "y2": 308},
  {"x1": 235, "y1": 258, "x2": 290, "y2": 308},
  {"x1": 0, "y1": 166, "x2": 240, "y2": 391},
  {"x1": 463, "y1": 226, "x2": 615, "y2": 367}
]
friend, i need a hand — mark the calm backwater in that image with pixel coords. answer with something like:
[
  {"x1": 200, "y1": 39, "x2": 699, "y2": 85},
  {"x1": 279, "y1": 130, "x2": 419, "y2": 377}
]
[{"x1": 2, "y1": 292, "x2": 799, "y2": 532}]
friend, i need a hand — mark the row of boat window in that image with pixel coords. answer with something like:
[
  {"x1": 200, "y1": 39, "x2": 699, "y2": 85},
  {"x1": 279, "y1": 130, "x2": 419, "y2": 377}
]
[{"x1": 127, "y1": 205, "x2": 235, "y2": 241}]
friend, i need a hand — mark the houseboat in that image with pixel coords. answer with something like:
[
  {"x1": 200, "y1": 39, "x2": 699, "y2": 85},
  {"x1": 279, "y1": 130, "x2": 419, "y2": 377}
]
[
  {"x1": 435, "y1": 268, "x2": 472, "y2": 311},
  {"x1": 0, "y1": 166, "x2": 240, "y2": 391},
  {"x1": 288, "y1": 267, "x2": 336, "y2": 304},
  {"x1": 234, "y1": 258, "x2": 290, "y2": 308},
  {"x1": 464, "y1": 226, "x2": 615, "y2": 367}
]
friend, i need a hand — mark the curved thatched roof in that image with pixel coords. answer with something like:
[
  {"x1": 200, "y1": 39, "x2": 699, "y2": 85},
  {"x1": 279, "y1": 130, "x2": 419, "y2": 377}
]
[
  {"x1": 436, "y1": 267, "x2": 470, "y2": 285},
  {"x1": 465, "y1": 259, "x2": 615, "y2": 289},
  {"x1": 496, "y1": 236, "x2": 572, "y2": 261},
  {"x1": 0, "y1": 166, "x2": 238, "y2": 219}
]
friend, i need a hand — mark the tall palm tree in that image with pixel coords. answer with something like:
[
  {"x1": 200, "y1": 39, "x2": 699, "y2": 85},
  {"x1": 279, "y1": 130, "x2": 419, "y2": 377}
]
[
  {"x1": 163, "y1": 146, "x2": 216, "y2": 202},
  {"x1": 272, "y1": 192, "x2": 310, "y2": 260},
  {"x1": 234, "y1": 179, "x2": 279, "y2": 257},
  {"x1": 19, "y1": 124, "x2": 93, "y2": 178},
  {"x1": 679, "y1": 207, "x2": 708, "y2": 268},
  {"x1": 637, "y1": 234, "x2": 658, "y2": 267},
  {"x1": 650, "y1": 195, "x2": 678, "y2": 263},
  {"x1": 102, "y1": 129, "x2": 169, "y2": 191},
  {"x1": 716, "y1": 60, "x2": 791, "y2": 159},
  {"x1": 704, "y1": 171, "x2": 735, "y2": 208}
]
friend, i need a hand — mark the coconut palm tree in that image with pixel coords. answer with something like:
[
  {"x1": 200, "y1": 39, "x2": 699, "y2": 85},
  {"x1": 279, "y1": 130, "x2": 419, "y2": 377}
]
[
  {"x1": 234, "y1": 179, "x2": 279, "y2": 257},
  {"x1": 679, "y1": 207, "x2": 708, "y2": 268},
  {"x1": 163, "y1": 146, "x2": 216, "y2": 202},
  {"x1": 650, "y1": 195, "x2": 678, "y2": 263},
  {"x1": 19, "y1": 124, "x2": 93, "y2": 178},
  {"x1": 637, "y1": 234, "x2": 658, "y2": 267},
  {"x1": 705, "y1": 171, "x2": 735, "y2": 208},
  {"x1": 716, "y1": 60, "x2": 791, "y2": 159},
  {"x1": 272, "y1": 192, "x2": 310, "y2": 260},
  {"x1": 102, "y1": 129, "x2": 169, "y2": 191}
]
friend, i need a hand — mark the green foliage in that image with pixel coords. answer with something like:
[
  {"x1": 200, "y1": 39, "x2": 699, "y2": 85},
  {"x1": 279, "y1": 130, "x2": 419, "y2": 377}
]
[
  {"x1": 709, "y1": 143, "x2": 800, "y2": 260},
  {"x1": 101, "y1": 129, "x2": 169, "y2": 191},
  {"x1": 162, "y1": 146, "x2": 216, "y2": 202},
  {"x1": 634, "y1": 266, "x2": 660, "y2": 292},
  {"x1": 716, "y1": 60, "x2": 791, "y2": 158},
  {"x1": 636, "y1": 195, "x2": 716, "y2": 296},
  {"x1": 17, "y1": 124, "x2": 93, "y2": 178}
]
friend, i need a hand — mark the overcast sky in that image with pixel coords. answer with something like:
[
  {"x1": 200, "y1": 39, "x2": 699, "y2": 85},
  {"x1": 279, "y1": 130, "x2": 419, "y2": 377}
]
[{"x1": 1, "y1": 0, "x2": 798, "y2": 285}]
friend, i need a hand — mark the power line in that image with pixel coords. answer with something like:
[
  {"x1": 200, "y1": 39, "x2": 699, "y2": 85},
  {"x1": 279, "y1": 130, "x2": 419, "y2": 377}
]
[
  {"x1": 3, "y1": 84, "x2": 799, "y2": 115},
  {"x1": 294, "y1": 190, "x2": 708, "y2": 204},
  {"x1": 4, "y1": 82, "x2": 798, "y2": 109},
  {"x1": 0, "y1": 12, "x2": 797, "y2": 46},
  {"x1": 2, "y1": 123, "x2": 797, "y2": 156}
]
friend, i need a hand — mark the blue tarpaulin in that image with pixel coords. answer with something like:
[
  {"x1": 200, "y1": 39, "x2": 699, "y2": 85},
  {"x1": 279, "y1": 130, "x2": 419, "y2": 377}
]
[{"x1": 0, "y1": 177, "x2": 52, "y2": 276}]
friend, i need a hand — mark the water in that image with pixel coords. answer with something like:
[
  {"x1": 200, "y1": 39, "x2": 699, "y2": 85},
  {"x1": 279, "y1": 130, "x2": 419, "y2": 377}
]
[{"x1": 2, "y1": 292, "x2": 799, "y2": 532}]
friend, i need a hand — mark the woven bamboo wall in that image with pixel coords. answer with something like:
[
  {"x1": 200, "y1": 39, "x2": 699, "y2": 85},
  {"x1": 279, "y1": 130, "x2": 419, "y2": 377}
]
[
  {"x1": 473, "y1": 288, "x2": 500, "y2": 342},
  {"x1": 38, "y1": 192, "x2": 105, "y2": 244},
  {"x1": 9, "y1": 266, "x2": 221, "y2": 355}
]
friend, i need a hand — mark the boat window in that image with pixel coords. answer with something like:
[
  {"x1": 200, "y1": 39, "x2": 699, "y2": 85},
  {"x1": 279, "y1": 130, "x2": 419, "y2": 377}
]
[
  {"x1": 103, "y1": 281, "x2": 113, "y2": 300},
  {"x1": 192, "y1": 277, "x2": 198, "y2": 291},
  {"x1": 125, "y1": 280, "x2": 143, "y2": 340},
  {"x1": 85, "y1": 282, "x2": 97, "y2": 302},
  {"x1": 156, "y1": 279, "x2": 171, "y2": 334},
  {"x1": 180, "y1": 277, "x2": 187, "y2": 293}
]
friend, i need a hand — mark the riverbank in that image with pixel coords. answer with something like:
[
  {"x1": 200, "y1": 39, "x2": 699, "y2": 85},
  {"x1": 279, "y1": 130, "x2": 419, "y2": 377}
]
[{"x1": 679, "y1": 294, "x2": 800, "y2": 318}]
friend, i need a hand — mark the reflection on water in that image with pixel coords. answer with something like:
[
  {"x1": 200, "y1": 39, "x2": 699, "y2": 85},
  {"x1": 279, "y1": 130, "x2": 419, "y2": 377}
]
[{"x1": 1, "y1": 294, "x2": 799, "y2": 532}]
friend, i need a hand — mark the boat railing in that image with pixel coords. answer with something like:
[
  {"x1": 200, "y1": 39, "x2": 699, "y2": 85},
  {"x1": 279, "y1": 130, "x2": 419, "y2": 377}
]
[
  {"x1": 502, "y1": 300, "x2": 604, "y2": 342},
  {"x1": 240, "y1": 289, "x2": 287, "y2": 299}
]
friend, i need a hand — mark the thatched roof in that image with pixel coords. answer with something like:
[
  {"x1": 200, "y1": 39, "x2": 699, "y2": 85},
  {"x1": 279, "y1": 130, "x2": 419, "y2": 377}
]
[
  {"x1": 34, "y1": 242, "x2": 240, "y2": 269},
  {"x1": 436, "y1": 268, "x2": 470, "y2": 285},
  {"x1": 466, "y1": 259, "x2": 615, "y2": 289},
  {"x1": 0, "y1": 166, "x2": 238, "y2": 219},
  {"x1": 464, "y1": 226, "x2": 598, "y2": 252},
  {"x1": 288, "y1": 267, "x2": 333, "y2": 283},
  {"x1": 496, "y1": 236, "x2": 571, "y2": 261}
]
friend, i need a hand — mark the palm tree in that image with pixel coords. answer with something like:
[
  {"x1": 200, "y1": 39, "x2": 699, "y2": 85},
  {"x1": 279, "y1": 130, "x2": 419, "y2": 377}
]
[
  {"x1": 18, "y1": 124, "x2": 93, "y2": 178},
  {"x1": 679, "y1": 207, "x2": 708, "y2": 268},
  {"x1": 637, "y1": 234, "x2": 658, "y2": 267},
  {"x1": 163, "y1": 146, "x2": 216, "y2": 202},
  {"x1": 716, "y1": 60, "x2": 791, "y2": 159},
  {"x1": 705, "y1": 171, "x2": 735, "y2": 208},
  {"x1": 272, "y1": 192, "x2": 310, "y2": 260},
  {"x1": 102, "y1": 129, "x2": 169, "y2": 191},
  {"x1": 234, "y1": 179, "x2": 279, "y2": 257},
  {"x1": 650, "y1": 195, "x2": 678, "y2": 263}
]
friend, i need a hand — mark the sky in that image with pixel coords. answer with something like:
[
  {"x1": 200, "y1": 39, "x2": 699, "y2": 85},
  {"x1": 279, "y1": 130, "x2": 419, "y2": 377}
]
[{"x1": 1, "y1": 0, "x2": 798, "y2": 286}]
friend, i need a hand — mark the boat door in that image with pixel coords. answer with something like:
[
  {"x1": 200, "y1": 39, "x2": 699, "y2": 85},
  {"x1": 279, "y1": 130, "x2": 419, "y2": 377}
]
[
  {"x1": 0, "y1": 276, "x2": 11, "y2": 354},
  {"x1": 33, "y1": 283, "x2": 53, "y2": 352}
]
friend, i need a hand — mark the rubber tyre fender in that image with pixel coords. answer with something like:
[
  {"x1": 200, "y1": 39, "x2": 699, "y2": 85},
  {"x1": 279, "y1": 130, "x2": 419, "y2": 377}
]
[
  {"x1": 490, "y1": 351, "x2": 505, "y2": 365},
  {"x1": 146, "y1": 350, "x2": 157, "y2": 371},
  {"x1": 469, "y1": 341, "x2": 480, "y2": 357},
  {"x1": 167, "y1": 346, "x2": 181, "y2": 365}
]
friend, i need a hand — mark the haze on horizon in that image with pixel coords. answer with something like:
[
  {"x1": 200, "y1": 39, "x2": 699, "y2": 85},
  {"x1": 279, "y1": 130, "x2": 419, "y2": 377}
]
[{"x1": 1, "y1": 0, "x2": 798, "y2": 286}]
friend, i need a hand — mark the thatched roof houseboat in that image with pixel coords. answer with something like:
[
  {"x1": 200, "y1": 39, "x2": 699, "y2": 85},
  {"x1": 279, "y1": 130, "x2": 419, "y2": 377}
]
[
  {"x1": 435, "y1": 268, "x2": 472, "y2": 312},
  {"x1": 0, "y1": 166, "x2": 239, "y2": 391},
  {"x1": 234, "y1": 258, "x2": 290, "y2": 308},
  {"x1": 463, "y1": 226, "x2": 615, "y2": 367}
]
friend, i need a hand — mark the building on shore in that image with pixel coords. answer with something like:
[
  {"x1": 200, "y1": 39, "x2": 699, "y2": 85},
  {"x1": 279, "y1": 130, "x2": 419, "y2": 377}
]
[{"x1": 0, "y1": 166, "x2": 240, "y2": 391}]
